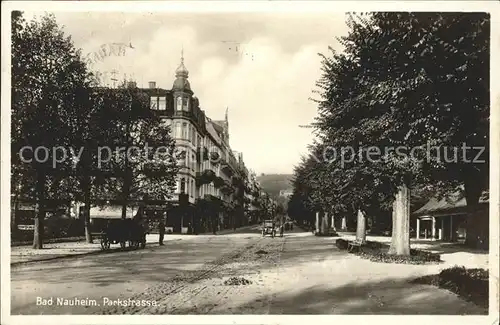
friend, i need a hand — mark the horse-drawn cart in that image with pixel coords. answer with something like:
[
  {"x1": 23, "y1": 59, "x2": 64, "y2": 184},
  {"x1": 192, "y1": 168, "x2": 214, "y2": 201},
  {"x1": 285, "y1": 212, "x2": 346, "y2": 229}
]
[
  {"x1": 99, "y1": 218, "x2": 146, "y2": 250},
  {"x1": 87, "y1": 205, "x2": 147, "y2": 251}
]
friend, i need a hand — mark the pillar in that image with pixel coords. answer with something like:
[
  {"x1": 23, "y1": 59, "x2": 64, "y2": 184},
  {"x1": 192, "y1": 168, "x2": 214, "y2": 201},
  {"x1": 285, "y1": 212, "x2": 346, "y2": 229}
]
[
  {"x1": 416, "y1": 218, "x2": 420, "y2": 239},
  {"x1": 331, "y1": 213, "x2": 335, "y2": 230},
  {"x1": 449, "y1": 216, "x2": 454, "y2": 242},
  {"x1": 341, "y1": 216, "x2": 347, "y2": 231},
  {"x1": 440, "y1": 218, "x2": 444, "y2": 240},
  {"x1": 431, "y1": 217, "x2": 436, "y2": 240}
]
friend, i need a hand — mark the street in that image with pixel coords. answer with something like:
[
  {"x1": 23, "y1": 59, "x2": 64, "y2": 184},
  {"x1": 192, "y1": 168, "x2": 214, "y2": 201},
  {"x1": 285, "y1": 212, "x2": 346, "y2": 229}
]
[{"x1": 11, "y1": 226, "x2": 486, "y2": 315}]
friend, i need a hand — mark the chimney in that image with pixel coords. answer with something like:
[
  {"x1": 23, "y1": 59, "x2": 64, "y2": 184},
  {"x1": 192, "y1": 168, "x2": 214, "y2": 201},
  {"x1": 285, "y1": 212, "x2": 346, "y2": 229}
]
[{"x1": 148, "y1": 81, "x2": 156, "y2": 89}]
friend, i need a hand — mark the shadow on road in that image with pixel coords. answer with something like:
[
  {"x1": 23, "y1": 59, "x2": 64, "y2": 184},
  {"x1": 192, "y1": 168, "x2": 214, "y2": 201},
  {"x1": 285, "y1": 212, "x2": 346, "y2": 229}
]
[
  {"x1": 12, "y1": 240, "x2": 236, "y2": 286},
  {"x1": 174, "y1": 277, "x2": 488, "y2": 315}
]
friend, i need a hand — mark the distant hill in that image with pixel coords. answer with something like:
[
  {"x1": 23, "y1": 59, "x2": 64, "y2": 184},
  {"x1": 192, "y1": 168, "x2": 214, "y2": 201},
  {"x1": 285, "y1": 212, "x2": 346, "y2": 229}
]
[{"x1": 256, "y1": 174, "x2": 294, "y2": 198}]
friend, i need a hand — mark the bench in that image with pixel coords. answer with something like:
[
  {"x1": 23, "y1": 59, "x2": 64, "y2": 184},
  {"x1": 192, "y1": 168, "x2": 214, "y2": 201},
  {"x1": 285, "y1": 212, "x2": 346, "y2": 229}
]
[{"x1": 347, "y1": 240, "x2": 364, "y2": 253}]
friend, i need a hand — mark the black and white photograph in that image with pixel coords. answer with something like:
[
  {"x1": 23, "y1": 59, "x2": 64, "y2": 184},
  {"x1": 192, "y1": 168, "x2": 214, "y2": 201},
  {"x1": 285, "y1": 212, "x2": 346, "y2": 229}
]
[{"x1": 1, "y1": 1, "x2": 499, "y2": 324}]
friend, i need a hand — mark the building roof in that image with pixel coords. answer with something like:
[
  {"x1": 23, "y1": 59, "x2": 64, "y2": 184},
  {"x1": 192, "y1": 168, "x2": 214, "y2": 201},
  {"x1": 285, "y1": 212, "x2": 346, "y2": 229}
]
[
  {"x1": 413, "y1": 190, "x2": 489, "y2": 217},
  {"x1": 211, "y1": 121, "x2": 224, "y2": 135},
  {"x1": 205, "y1": 118, "x2": 223, "y2": 145},
  {"x1": 172, "y1": 52, "x2": 191, "y2": 91},
  {"x1": 172, "y1": 78, "x2": 191, "y2": 91}
]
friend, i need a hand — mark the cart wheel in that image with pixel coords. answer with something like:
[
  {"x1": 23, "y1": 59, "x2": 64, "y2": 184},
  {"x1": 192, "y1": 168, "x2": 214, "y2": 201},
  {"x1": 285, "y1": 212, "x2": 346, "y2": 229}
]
[{"x1": 120, "y1": 241, "x2": 126, "y2": 249}]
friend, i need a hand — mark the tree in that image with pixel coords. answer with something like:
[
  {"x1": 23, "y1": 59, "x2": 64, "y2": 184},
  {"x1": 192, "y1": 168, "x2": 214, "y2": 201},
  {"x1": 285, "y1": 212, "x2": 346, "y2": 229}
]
[
  {"x1": 11, "y1": 12, "x2": 93, "y2": 249},
  {"x1": 311, "y1": 12, "x2": 489, "y2": 253},
  {"x1": 98, "y1": 85, "x2": 179, "y2": 220}
]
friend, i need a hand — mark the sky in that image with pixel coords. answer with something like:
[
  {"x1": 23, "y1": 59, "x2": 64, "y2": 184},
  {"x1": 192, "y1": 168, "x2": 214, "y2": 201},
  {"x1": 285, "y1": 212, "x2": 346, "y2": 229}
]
[{"x1": 26, "y1": 11, "x2": 349, "y2": 175}]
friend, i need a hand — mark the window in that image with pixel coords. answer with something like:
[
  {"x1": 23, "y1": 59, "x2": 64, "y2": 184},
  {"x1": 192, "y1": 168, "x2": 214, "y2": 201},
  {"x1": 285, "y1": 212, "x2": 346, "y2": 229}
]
[
  {"x1": 178, "y1": 149, "x2": 186, "y2": 166},
  {"x1": 190, "y1": 179, "x2": 194, "y2": 197},
  {"x1": 182, "y1": 98, "x2": 189, "y2": 111},
  {"x1": 180, "y1": 178, "x2": 186, "y2": 193},
  {"x1": 177, "y1": 97, "x2": 182, "y2": 111},
  {"x1": 150, "y1": 96, "x2": 158, "y2": 110},
  {"x1": 197, "y1": 135, "x2": 202, "y2": 147},
  {"x1": 191, "y1": 154, "x2": 195, "y2": 170},
  {"x1": 182, "y1": 122, "x2": 188, "y2": 139},
  {"x1": 158, "y1": 96, "x2": 166, "y2": 110},
  {"x1": 191, "y1": 128, "x2": 196, "y2": 144},
  {"x1": 174, "y1": 122, "x2": 181, "y2": 138}
]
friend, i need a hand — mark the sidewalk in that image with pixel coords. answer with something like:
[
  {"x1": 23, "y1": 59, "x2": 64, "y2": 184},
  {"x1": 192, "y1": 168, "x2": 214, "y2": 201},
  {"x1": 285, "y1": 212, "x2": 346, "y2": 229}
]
[
  {"x1": 10, "y1": 225, "x2": 258, "y2": 265},
  {"x1": 337, "y1": 233, "x2": 489, "y2": 270},
  {"x1": 10, "y1": 234, "x2": 181, "y2": 265}
]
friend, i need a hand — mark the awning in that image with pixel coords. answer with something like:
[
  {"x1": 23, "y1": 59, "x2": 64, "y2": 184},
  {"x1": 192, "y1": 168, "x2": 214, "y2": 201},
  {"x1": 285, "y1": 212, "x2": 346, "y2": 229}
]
[{"x1": 90, "y1": 205, "x2": 138, "y2": 219}]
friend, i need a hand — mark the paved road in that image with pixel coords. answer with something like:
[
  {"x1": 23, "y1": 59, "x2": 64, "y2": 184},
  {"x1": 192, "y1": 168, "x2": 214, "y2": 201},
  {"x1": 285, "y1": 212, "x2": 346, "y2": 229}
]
[
  {"x1": 11, "y1": 225, "x2": 288, "y2": 314},
  {"x1": 11, "y1": 226, "x2": 487, "y2": 315}
]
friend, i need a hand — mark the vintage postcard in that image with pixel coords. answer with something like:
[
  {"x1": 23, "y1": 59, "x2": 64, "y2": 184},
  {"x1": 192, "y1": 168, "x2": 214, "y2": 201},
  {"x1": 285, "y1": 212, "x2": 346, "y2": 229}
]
[{"x1": 1, "y1": 1, "x2": 499, "y2": 325}]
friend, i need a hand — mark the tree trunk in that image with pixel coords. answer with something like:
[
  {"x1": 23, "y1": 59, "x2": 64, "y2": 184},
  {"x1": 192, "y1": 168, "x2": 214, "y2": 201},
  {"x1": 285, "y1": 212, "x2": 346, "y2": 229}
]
[
  {"x1": 12, "y1": 192, "x2": 20, "y2": 239},
  {"x1": 33, "y1": 172, "x2": 46, "y2": 249},
  {"x1": 122, "y1": 121, "x2": 131, "y2": 220},
  {"x1": 355, "y1": 209, "x2": 366, "y2": 243},
  {"x1": 315, "y1": 211, "x2": 320, "y2": 233},
  {"x1": 388, "y1": 183, "x2": 411, "y2": 255},
  {"x1": 463, "y1": 174, "x2": 486, "y2": 249},
  {"x1": 83, "y1": 179, "x2": 93, "y2": 243},
  {"x1": 321, "y1": 212, "x2": 329, "y2": 234},
  {"x1": 341, "y1": 216, "x2": 347, "y2": 230},
  {"x1": 121, "y1": 173, "x2": 131, "y2": 220}
]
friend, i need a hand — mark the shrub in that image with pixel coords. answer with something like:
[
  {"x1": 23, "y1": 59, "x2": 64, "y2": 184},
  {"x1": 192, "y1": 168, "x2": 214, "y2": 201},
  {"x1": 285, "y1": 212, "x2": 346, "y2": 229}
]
[
  {"x1": 356, "y1": 249, "x2": 441, "y2": 265},
  {"x1": 315, "y1": 232, "x2": 339, "y2": 237},
  {"x1": 411, "y1": 267, "x2": 488, "y2": 309},
  {"x1": 335, "y1": 239, "x2": 349, "y2": 250},
  {"x1": 364, "y1": 241, "x2": 385, "y2": 250}
]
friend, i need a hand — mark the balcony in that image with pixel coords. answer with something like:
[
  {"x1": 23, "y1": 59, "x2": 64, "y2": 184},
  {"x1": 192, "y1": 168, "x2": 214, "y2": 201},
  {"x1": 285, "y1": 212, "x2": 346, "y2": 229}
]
[
  {"x1": 219, "y1": 184, "x2": 234, "y2": 196},
  {"x1": 196, "y1": 146, "x2": 209, "y2": 162},
  {"x1": 173, "y1": 110, "x2": 195, "y2": 120},
  {"x1": 220, "y1": 161, "x2": 234, "y2": 176},
  {"x1": 212, "y1": 176, "x2": 225, "y2": 189},
  {"x1": 231, "y1": 176, "x2": 245, "y2": 187},
  {"x1": 195, "y1": 169, "x2": 216, "y2": 186}
]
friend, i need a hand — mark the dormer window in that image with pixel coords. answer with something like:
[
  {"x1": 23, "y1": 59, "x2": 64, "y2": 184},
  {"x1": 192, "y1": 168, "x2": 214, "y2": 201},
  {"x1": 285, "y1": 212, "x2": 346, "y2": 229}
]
[{"x1": 158, "y1": 96, "x2": 166, "y2": 110}]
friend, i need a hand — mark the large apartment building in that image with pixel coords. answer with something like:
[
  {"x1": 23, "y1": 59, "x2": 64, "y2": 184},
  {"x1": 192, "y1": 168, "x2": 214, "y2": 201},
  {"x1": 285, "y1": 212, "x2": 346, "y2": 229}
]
[{"x1": 139, "y1": 53, "x2": 252, "y2": 233}]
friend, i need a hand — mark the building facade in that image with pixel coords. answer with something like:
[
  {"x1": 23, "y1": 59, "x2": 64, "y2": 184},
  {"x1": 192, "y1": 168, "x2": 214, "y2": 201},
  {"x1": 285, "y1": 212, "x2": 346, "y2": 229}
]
[
  {"x1": 412, "y1": 190, "x2": 489, "y2": 247},
  {"x1": 140, "y1": 53, "x2": 255, "y2": 233}
]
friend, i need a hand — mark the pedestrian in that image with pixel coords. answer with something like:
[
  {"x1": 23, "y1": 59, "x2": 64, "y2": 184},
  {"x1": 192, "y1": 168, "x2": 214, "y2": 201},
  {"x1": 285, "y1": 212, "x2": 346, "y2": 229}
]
[{"x1": 158, "y1": 218, "x2": 165, "y2": 246}]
